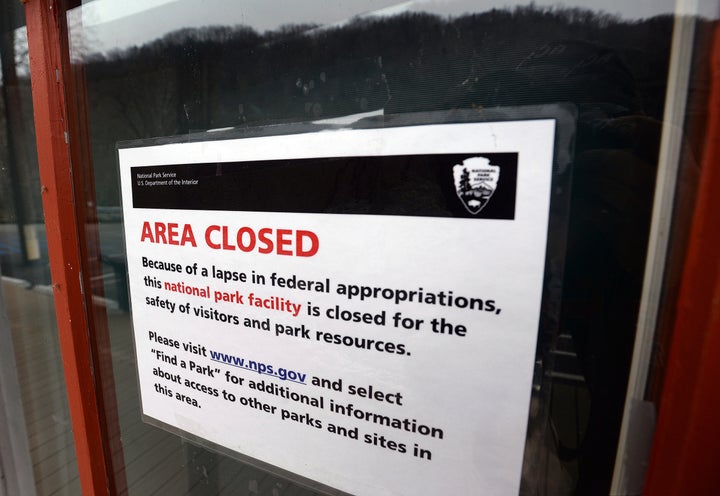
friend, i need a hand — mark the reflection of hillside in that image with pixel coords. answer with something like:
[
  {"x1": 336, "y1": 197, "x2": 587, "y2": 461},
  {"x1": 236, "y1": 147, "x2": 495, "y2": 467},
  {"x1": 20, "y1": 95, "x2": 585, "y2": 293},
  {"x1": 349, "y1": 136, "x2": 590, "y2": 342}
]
[{"x1": 75, "y1": 7, "x2": 683, "y2": 205}]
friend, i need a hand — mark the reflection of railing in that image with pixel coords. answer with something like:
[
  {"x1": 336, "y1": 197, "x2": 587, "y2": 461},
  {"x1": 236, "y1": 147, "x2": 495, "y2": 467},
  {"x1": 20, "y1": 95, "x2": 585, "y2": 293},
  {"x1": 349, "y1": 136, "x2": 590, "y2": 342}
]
[
  {"x1": 96, "y1": 209, "x2": 127, "y2": 310},
  {"x1": 101, "y1": 254, "x2": 128, "y2": 311},
  {"x1": 546, "y1": 334, "x2": 585, "y2": 385},
  {"x1": 96, "y1": 206, "x2": 123, "y2": 222}
]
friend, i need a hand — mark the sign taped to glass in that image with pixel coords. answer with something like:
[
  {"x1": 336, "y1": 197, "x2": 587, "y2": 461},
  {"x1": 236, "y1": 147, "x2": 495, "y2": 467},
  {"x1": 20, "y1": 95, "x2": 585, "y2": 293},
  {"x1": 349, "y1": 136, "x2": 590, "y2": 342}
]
[{"x1": 117, "y1": 120, "x2": 556, "y2": 495}]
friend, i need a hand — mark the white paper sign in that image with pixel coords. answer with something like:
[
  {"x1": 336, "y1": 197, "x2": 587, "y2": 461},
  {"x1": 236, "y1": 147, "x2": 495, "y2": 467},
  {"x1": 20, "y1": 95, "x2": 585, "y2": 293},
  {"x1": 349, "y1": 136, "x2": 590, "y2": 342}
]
[{"x1": 118, "y1": 120, "x2": 556, "y2": 495}]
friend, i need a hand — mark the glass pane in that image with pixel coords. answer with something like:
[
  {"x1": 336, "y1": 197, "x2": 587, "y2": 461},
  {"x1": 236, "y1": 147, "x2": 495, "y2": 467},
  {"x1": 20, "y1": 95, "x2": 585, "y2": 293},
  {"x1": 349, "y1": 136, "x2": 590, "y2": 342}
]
[
  {"x1": 63, "y1": 1, "x2": 714, "y2": 494},
  {"x1": 0, "y1": 1, "x2": 80, "y2": 494}
]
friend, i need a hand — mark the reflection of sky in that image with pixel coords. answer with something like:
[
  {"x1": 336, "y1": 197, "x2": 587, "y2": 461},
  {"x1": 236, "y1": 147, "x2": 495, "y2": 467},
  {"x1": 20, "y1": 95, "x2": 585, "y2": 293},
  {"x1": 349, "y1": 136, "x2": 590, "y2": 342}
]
[
  {"x1": 67, "y1": 0, "x2": 696, "y2": 56},
  {"x1": 3, "y1": 27, "x2": 30, "y2": 79}
]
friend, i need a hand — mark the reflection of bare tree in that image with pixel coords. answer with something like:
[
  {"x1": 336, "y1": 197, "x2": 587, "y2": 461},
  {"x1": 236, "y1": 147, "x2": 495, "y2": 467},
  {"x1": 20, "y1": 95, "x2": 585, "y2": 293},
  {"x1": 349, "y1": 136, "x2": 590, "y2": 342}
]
[
  {"x1": 84, "y1": 66, "x2": 180, "y2": 206},
  {"x1": 83, "y1": 6, "x2": 679, "y2": 208},
  {"x1": 97, "y1": 67, "x2": 179, "y2": 138},
  {"x1": 11, "y1": 28, "x2": 29, "y2": 78},
  {"x1": 66, "y1": 6, "x2": 103, "y2": 66},
  {"x1": 1, "y1": 23, "x2": 42, "y2": 261}
]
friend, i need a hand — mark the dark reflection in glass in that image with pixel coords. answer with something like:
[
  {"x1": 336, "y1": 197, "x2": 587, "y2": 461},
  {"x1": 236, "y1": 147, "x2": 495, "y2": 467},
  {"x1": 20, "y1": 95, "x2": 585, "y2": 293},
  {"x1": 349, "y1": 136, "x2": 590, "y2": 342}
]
[
  {"x1": 65, "y1": 2, "x2": 713, "y2": 495},
  {"x1": 78, "y1": 8, "x2": 679, "y2": 196}
]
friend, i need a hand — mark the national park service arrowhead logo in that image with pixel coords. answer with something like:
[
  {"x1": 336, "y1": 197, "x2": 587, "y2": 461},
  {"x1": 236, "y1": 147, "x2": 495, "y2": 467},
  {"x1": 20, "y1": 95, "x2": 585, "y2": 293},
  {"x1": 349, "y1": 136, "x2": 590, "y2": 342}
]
[{"x1": 453, "y1": 157, "x2": 500, "y2": 215}]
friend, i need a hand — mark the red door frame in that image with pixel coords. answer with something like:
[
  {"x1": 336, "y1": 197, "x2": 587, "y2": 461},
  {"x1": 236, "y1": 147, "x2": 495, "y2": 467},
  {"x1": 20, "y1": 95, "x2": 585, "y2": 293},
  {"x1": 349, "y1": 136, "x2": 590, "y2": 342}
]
[
  {"x1": 21, "y1": 1, "x2": 720, "y2": 494},
  {"x1": 24, "y1": 0, "x2": 125, "y2": 494},
  {"x1": 642, "y1": 23, "x2": 720, "y2": 496}
]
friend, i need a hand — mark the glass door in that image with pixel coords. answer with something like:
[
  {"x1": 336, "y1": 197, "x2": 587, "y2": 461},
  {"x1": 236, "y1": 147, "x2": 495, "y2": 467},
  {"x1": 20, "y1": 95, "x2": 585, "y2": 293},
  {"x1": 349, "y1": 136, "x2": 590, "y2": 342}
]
[{"x1": 30, "y1": 0, "x2": 719, "y2": 494}]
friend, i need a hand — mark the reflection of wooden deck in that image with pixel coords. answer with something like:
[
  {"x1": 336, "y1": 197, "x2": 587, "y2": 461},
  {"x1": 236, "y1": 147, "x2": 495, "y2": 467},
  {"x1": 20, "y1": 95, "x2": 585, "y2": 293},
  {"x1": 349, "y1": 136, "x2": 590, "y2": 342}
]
[
  {"x1": 5, "y1": 281, "x2": 320, "y2": 496},
  {"x1": 4, "y1": 280, "x2": 80, "y2": 495}
]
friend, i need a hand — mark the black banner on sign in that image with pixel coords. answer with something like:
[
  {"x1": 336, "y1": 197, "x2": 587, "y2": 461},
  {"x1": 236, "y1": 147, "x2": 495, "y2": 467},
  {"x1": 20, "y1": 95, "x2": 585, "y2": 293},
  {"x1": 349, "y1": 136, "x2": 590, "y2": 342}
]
[{"x1": 130, "y1": 153, "x2": 517, "y2": 220}]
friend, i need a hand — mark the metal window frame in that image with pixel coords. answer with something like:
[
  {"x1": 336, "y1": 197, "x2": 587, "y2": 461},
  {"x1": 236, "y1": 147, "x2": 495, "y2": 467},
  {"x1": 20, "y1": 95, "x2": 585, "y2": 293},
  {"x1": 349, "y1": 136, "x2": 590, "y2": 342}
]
[{"x1": 642, "y1": 23, "x2": 720, "y2": 496}]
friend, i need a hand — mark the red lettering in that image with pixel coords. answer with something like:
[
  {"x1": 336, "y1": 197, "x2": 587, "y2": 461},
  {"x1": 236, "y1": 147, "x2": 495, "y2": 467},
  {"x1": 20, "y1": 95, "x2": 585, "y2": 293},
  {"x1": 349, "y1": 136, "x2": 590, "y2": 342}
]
[
  {"x1": 222, "y1": 226, "x2": 236, "y2": 250},
  {"x1": 296, "y1": 230, "x2": 319, "y2": 257},
  {"x1": 258, "y1": 228, "x2": 274, "y2": 254},
  {"x1": 203, "y1": 225, "x2": 319, "y2": 256},
  {"x1": 205, "y1": 225, "x2": 221, "y2": 249},
  {"x1": 140, "y1": 221, "x2": 154, "y2": 243},
  {"x1": 181, "y1": 224, "x2": 197, "y2": 247},
  {"x1": 141, "y1": 222, "x2": 197, "y2": 247},
  {"x1": 155, "y1": 223, "x2": 167, "y2": 244},
  {"x1": 167, "y1": 223, "x2": 179, "y2": 245},
  {"x1": 276, "y1": 229, "x2": 293, "y2": 256},
  {"x1": 236, "y1": 227, "x2": 255, "y2": 252}
]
